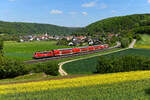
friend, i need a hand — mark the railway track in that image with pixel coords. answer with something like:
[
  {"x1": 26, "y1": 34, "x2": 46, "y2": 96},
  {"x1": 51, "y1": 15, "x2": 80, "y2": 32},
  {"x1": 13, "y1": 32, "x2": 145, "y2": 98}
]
[{"x1": 24, "y1": 47, "x2": 117, "y2": 64}]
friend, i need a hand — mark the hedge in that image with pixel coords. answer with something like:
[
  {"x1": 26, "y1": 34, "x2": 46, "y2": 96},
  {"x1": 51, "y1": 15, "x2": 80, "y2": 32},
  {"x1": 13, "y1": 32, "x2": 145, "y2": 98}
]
[
  {"x1": 96, "y1": 55, "x2": 150, "y2": 74},
  {"x1": 32, "y1": 61, "x2": 59, "y2": 76},
  {"x1": 0, "y1": 57, "x2": 29, "y2": 79}
]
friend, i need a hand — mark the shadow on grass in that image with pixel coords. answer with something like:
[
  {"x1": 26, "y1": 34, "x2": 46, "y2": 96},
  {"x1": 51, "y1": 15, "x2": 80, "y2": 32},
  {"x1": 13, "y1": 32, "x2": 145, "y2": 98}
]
[{"x1": 145, "y1": 89, "x2": 150, "y2": 95}]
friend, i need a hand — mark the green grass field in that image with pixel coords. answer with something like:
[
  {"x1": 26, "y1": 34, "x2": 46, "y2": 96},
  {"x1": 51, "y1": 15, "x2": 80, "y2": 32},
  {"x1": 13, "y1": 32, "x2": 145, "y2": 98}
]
[
  {"x1": 3, "y1": 41, "x2": 118, "y2": 61},
  {"x1": 3, "y1": 41, "x2": 71, "y2": 61},
  {"x1": 135, "y1": 34, "x2": 150, "y2": 48},
  {"x1": 63, "y1": 48, "x2": 150, "y2": 75}
]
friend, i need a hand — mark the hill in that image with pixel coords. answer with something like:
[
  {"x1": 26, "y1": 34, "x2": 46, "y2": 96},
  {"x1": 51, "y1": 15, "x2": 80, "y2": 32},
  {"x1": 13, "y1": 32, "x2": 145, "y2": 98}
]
[
  {"x1": 85, "y1": 14, "x2": 150, "y2": 35},
  {"x1": 0, "y1": 21, "x2": 81, "y2": 35}
]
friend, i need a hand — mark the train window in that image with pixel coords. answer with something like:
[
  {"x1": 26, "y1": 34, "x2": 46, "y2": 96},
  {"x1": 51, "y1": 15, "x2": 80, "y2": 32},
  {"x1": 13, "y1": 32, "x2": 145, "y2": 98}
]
[{"x1": 40, "y1": 52, "x2": 50, "y2": 54}]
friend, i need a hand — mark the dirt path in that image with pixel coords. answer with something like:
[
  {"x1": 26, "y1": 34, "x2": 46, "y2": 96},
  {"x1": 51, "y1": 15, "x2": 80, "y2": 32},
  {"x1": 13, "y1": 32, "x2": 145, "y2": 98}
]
[
  {"x1": 129, "y1": 39, "x2": 136, "y2": 48},
  {"x1": 58, "y1": 40, "x2": 137, "y2": 76}
]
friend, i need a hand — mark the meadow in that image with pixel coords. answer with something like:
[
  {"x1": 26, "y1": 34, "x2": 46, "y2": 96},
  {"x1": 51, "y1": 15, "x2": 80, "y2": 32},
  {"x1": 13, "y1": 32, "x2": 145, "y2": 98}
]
[
  {"x1": 63, "y1": 48, "x2": 150, "y2": 74},
  {"x1": 134, "y1": 34, "x2": 150, "y2": 48},
  {"x1": 0, "y1": 71, "x2": 150, "y2": 100},
  {"x1": 3, "y1": 41, "x2": 71, "y2": 61}
]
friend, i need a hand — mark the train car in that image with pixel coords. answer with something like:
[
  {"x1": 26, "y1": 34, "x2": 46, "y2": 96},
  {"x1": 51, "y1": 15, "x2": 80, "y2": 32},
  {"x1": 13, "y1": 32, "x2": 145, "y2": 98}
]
[
  {"x1": 52, "y1": 50, "x2": 60, "y2": 56},
  {"x1": 80, "y1": 47, "x2": 88, "y2": 52},
  {"x1": 99, "y1": 45, "x2": 105, "y2": 49},
  {"x1": 94, "y1": 45, "x2": 100, "y2": 50},
  {"x1": 58, "y1": 48, "x2": 72, "y2": 55},
  {"x1": 88, "y1": 46, "x2": 95, "y2": 51},
  {"x1": 72, "y1": 48, "x2": 81, "y2": 54},
  {"x1": 33, "y1": 51, "x2": 53, "y2": 59}
]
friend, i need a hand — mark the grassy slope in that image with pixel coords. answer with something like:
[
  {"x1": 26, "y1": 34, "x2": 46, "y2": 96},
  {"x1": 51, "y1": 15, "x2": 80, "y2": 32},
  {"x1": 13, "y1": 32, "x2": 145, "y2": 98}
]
[
  {"x1": 135, "y1": 34, "x2": 150, "y2": 48},
  {"x1": 3, "y1": 41, "x2": 71, "y2": 61},
  {"x1": 0, "y1": 71, "x2": 150, "y2": 100},
  {"x1": 63, "y1": 49, "x2": 150, "y2": 75},
  {"x1": 0, "y1": 73, "x2": 60, "y2": 84}
]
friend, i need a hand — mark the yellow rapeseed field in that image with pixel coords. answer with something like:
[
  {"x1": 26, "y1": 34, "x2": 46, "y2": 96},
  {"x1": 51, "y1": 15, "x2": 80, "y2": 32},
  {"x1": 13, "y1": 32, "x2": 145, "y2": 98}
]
[
  {"x1": 134, "y1": 45, "x2": 150, "y2": 49},
  {"x1": 0, "y1": 71, "x2": 150, "y2": 95}
]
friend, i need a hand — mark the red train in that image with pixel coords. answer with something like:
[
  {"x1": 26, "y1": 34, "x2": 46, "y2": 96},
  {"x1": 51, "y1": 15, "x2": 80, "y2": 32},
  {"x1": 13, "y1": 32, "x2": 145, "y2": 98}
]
[{"x1": 33, "y1": 44, "x2": 109, "y2": 59}]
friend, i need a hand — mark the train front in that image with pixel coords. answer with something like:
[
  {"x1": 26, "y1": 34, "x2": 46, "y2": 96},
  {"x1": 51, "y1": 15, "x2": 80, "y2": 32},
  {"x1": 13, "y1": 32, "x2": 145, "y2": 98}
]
[{"x1": 33, "y1": 51, "x2": 54, "y2": 59}]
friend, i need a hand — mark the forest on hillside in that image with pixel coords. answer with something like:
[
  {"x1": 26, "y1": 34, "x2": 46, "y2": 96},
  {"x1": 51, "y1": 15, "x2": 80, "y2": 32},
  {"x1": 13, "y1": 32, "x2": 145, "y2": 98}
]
[
  {"x1": 0, "y1": 21, "x2": 81, "y2": 35},
  {"x1": 85, "y1": 14, "x2": 150, "y2": 35}
]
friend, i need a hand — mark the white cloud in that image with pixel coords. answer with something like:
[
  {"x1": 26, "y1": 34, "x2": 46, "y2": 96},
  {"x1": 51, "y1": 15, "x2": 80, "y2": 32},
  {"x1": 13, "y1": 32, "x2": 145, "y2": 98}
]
[
  {"x1": 82, "y1": 12, "x2": 88, "y2": 16},
  {"x1": 50, "y1": 9, "x2": 63, "y2": 15},
  {"x1": 100, "y1": 3, "x2": 107, "y2": 9},
  {"x1": 148, "y1": 0, "x2": 150, "y2": 3},
  {"x1": 81, "y1": 1, "x2": 96, "y2": 8},
  {"x1": 8, "y1": 0, "x2": 16, "y2": 2}
]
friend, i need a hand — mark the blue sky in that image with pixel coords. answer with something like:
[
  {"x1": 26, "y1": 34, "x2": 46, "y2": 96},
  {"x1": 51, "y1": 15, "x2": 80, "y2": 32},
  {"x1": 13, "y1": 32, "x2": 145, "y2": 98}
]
[{"x1": 0, "y1": 0, "x2": 150, "y2": 27}]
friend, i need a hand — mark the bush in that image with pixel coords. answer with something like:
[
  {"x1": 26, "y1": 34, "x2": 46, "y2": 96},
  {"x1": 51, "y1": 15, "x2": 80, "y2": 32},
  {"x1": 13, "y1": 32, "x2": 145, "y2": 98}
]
[
  {"x1": 43, "y1": 62, "x2": 59, "y2": 76},
  {"x1": 32, "y1": 62, "x2": 59, "y2": 76},
  {"x1": 134, "y1": 34, "x2": 141, "y2": 41},
  {"x1": 96, "y1": 56, "x2": 114, "y2": 73},
  {"x1": 121, "y1": 38, "x2": 130, "y2": 48},
  {"x1": 0, "y1": 57, "x2": 29, "y2": 79},
  {"x1": 32, "y1": 63, "x2": 45, "y2": 73},
  {"x1": 96, "y1": 55, "x2": 150, "y2": 74}
]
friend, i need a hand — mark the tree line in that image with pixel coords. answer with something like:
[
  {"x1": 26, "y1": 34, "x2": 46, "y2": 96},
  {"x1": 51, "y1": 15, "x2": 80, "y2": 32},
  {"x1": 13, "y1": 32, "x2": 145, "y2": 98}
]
[
  {"x1": 0, "y1": 21, "x2": 81, "y2": 35},
  {"x1": 96, "y1": 55, "x2": 150, "y2": 74}
]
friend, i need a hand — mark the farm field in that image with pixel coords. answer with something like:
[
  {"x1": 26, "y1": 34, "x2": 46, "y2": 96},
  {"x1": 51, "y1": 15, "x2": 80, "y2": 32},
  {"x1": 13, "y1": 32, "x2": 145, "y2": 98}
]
[
  {"x1": 3, "y1": 41, "x2": 71, "y2": 61},
  {"x1": 63, "y1": 48, "x2": 150, "y2": 74},
  {"x1": 135, "y1": 34, "x2": 150, "y2": 48},
  {"x1": 0, "y1": 71, "x2": 150, "y2": 100}
]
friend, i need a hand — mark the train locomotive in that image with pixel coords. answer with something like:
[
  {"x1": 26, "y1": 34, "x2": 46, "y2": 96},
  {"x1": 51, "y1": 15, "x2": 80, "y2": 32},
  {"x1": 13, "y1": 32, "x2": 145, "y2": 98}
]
[{"x1": 33, "y1": 44, "x2": 109, "y2": 59}]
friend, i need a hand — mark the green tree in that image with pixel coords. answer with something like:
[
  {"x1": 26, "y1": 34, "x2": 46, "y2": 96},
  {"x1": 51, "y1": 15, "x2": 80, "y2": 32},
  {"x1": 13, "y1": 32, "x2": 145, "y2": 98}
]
[
  {"x1": 56, "y1": 38, "x2": 68, "y2": 46},
  {"x1": 0, "y1": 38, "x2": 3, "y2": 56}
]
